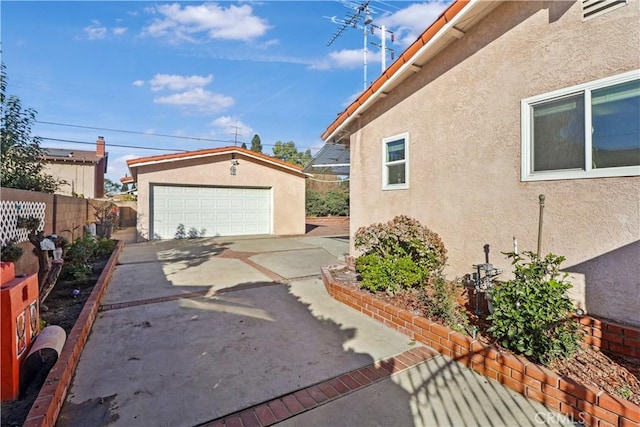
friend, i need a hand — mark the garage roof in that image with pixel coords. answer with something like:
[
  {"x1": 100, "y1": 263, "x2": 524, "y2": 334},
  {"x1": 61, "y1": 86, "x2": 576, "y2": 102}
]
[{"x1": 127, "y1": 146, "x2": 305, "y2": 181}]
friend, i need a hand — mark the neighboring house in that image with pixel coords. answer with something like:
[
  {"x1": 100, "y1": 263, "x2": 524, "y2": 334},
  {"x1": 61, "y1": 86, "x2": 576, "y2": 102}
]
[
  {"x1": 43, "y1": 136, "x2": 108, "y2": 199},
  {"x1": 127, "y1": 146, "x2": 307, "y2": 241},
  {"x1": 118, "y1": 175, "x2": 137, "y2": 196},
  {"x1": 320, "y1": 1, "x2": 640, "y2": 326}
]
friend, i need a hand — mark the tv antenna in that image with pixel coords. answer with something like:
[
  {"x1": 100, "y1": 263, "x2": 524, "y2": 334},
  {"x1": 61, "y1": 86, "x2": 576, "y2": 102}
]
[{"x1": 324, "y1": 1, "x2": 375, "y2": 90}]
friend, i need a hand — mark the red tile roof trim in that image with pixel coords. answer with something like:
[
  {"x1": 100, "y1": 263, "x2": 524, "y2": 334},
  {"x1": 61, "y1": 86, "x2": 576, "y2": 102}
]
[
  {"x1": 127, "y1": 146, "x2": 304, "y2": 174},
  {"x1": 321, "y1": 0, "x2": 470, "y2": 142}
]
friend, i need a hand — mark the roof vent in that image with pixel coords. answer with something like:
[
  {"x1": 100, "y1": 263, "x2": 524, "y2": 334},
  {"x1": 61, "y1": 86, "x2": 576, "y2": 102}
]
[{"x1": 582, "y1": 0, "x2": 627, "y2": 20}]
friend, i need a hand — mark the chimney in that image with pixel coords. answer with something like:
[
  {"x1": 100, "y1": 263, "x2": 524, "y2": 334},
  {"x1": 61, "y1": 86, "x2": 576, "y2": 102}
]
[{"x1": 96, "y1": 136, "x2": 105, "y2": 157}]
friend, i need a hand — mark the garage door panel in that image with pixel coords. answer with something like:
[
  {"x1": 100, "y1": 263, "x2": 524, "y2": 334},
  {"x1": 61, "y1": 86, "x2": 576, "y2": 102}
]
[{"x1": 152, "y1": 186, "x2": 271, "y2": 239}]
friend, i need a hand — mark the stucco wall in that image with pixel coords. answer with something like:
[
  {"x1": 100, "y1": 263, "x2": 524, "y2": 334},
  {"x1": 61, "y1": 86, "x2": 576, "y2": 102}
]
[
  {"x1": 348, "y1": 1, "x2": 640, "y2": 325},
  {"x1": 43, "y1": 163, "x2": 97, "y2": 198},
  {"x1": 134, "y1": 152, "x2": 306, "y2": 240}
]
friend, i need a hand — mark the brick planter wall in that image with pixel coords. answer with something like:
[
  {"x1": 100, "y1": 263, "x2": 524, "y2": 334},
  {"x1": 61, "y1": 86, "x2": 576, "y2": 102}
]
[
  {"x1": 321, "y1": 266, "x2": 640, "y2": 427},
  {"x1": 23, "y1": 240, "x2": 124, "y2": 427}
]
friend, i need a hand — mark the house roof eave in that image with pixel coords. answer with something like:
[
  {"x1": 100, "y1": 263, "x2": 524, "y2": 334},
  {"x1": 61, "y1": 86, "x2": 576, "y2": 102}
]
[{"x1": 321, "y1": 0, "x2": 501, "y2": 144}]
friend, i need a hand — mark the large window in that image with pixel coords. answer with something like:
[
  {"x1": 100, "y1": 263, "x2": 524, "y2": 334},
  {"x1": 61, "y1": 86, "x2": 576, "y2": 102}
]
[
  {"x1": 382, "y1": 133, "x2": 409, "y2": 190},
  {"x1": 521, "y1": 70, "x2": 640, "y2": 181}
]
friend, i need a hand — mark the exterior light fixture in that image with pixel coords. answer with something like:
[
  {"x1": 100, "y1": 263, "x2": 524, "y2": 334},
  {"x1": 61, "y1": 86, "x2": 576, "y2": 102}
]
[{"x1": 230, "y1": 159, "x2": 239, "y2": 175}]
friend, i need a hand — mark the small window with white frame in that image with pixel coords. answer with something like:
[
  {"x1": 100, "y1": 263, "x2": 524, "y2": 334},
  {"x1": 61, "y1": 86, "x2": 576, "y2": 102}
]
[
  {"x1": 521, "y1": 70, "x2": 640, "y2": 181},
  {"x1": 382, "y1": 133, "x2": 409, "y2": 190}
]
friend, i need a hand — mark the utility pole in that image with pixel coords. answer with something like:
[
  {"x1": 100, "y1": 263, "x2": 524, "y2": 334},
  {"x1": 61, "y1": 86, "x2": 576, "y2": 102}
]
[{"x1": 230, "y1": 126, "x2": 241, "y2": 147}]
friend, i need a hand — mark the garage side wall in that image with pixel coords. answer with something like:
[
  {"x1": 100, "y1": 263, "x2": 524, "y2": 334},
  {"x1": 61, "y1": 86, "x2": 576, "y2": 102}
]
[
  {"x1": 348, "y1": 2, "x2": 640, "y2": 325},
  {"x1": 135, "y1": 154, "x2": 305, "y2": 240}
]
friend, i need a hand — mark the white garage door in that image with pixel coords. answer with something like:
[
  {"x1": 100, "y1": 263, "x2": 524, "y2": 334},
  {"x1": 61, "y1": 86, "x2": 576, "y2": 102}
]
[{"x1": 152, "y1": 185, "x2": 271, "y2": 239}]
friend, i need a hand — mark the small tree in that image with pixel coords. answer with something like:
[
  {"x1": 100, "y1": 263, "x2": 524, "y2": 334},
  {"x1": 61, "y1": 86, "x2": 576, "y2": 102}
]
[
  {"x1": 273, "y1": 141, "x2": 312, "y2": 167},
  {"x1": 104, "y1": 178, "x2": 121, "y2": 195},
  {"x1": 250, "y1": 134, "x2": 263, "y2": 153},
  {"x1": 0, "y1": 61, "x2": 61, "y2": 193}
]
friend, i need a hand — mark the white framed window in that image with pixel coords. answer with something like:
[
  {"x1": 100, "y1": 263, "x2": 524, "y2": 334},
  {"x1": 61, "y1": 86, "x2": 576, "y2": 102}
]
[
  {"x1": 521, "y1": 69, "x2": 640, "y2": 181},
  {"x1": 382, "y1": 133, "x2": 409, "y2": 190}
]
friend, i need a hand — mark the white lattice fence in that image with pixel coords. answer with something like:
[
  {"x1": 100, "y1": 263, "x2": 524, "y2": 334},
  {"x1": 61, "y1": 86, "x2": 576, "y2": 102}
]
[{"x1": 0, "y1": 201, "x2": 46, "y2": 246}]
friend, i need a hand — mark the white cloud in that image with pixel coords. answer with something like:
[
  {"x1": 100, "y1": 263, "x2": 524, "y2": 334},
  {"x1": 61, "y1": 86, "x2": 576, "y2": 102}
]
[
  {"x1": 149, "y1": 73, "x2": 213, "y2": 92},
  {"x1": 84, "y1": 20, "x2": 107, "y2": 40},
  {"x1": 142, "y1": 3, "x2": 270, "y2": 43},
  {"x1": 378, "y1": 1, "x2": 451, "y2": 47},
  {"x1": 256, "y1": 39, "x2": 279, "y2": 50},
  {"x1": 132, "y1": 80, "x2": 145, "y2": 87},
  {"x1": 154, "y1": 88, "x2": 234, "y2": 113},
  {"x1": 310, "y1": 49, "x2": 376, "y2": 71},
  {"x1": 210, "y1": 116, "x2": 254, "y2": 143},
  {"x1": 109, "y1": 154, "x2": 139, "y2": 178},
  {"x1": 113, "y1": 26, "x2": 128, "y2": 36}
]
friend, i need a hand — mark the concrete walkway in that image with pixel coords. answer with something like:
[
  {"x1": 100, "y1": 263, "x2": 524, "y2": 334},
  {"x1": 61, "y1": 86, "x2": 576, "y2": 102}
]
[{"x1": 56, "y1": 230, "x2": 571, "y2": 427}]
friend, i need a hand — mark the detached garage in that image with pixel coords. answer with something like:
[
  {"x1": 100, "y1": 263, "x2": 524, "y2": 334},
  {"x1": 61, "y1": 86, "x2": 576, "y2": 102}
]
[{"x1": 127, "y1": 146, "x2": 307, "y2": 241}]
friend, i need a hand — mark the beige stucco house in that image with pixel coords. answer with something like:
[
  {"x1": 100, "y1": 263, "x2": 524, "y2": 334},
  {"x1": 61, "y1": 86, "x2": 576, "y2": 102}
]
[
  {"x1": 127, "y1": 146, "x2": 306, "y2": 241},
  {"x1": 321, "y1": 1, "x2": 640, "y2": 326},
  {"x1": 43, "y1": 136, "x2": 108, "y2": 199}
]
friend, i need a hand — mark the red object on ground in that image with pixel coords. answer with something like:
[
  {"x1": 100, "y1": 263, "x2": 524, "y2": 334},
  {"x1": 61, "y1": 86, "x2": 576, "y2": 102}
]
[{"x1": 1, "y1": 262, "x2": 40, "y2": 401}]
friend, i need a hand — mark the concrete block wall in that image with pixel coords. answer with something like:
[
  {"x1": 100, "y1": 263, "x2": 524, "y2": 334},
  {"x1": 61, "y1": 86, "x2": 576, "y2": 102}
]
[{"x1": 1, "y1": 187, "x2": 91, "y2": 275}]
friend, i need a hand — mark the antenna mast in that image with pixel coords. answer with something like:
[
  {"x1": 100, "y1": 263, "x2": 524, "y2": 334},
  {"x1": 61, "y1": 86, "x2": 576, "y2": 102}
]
[{"x1": 325, "y1": 1, "x2": 373, "y2": 90}]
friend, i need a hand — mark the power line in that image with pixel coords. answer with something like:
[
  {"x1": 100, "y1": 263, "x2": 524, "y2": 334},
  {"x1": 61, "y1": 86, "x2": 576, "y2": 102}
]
[
  {"x1": 35, "y1": 120, "x2": 316, "y2": 151},
  {"x1": 36, "y1": 120, "x2": 231, "y2": 144},
  {"x1": 39, "y1": 137, "x2": 192, "y2": 152}
]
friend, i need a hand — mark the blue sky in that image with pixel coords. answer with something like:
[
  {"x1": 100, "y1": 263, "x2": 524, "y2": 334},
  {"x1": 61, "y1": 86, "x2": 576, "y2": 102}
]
[{"x1": 2, "y1": 1, "x2": 450, "y2": 184}]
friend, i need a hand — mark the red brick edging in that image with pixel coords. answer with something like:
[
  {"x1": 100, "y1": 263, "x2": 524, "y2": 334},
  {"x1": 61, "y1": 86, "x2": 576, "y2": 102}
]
[
  {"x1": 321, "y1": 265, "x2": 640, "y2": 427},
  {"x1": 23, "y1": 240, "x2": 125, "y2": 427},
  {"x1": 200, "y1": 347, "x2": 439, "y2": 427}
]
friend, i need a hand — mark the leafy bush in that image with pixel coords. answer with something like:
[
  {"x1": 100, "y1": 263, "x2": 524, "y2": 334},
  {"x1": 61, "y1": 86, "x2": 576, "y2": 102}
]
[
  {"x1": 1, "y1": 239, "x2": 24, "y2": 262},
  {"x1": 487, "y1": 251, "x2": 582, "y2": 365},
  {"x1": 422, "y1": 273, "x2": 468, "y2": 330},
  {"x1": 62, "y1": 263, "x2": 93, "y2": 282},
  {"x1": 64, "y1": 234, "x2": 98, "y2": 265},
  {"x1": 354, "y1": 215, "x2": 447, "y2": 295},
  {"x1": 306, "y1": 189, "x2": 349, "y2": 216},
  {"x1": 306, "y1": 190, "x2": 327, "y2": 216},
  {"x1": 60, "y1": 233, "x2": 98, "y2": 282},
  {"x1": 324, "y1": 190, "x2": 349, "y2": 216},
  {"x1": 354, "y1": 215, "x2": 447, "y2": 274},
  {"x1": 355, "y1": 253, "x2": 425, "y2": 294},
  {"x1": 95, "y1": 238, "x2": 116, "y2": 257}
]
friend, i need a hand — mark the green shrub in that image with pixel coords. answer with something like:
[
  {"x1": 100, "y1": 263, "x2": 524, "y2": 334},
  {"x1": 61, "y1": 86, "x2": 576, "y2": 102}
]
[
  {"x1": 60, "y1": 233, "x2": 99, "y2": 282},
  {"x1": 95, "y1": 238, "x2": 116, "y2": 257},
  {"x1": 355, "y1": 253, "x2": 425, "y2": 294},
  {"x1": 306, "y1": 190, "x2": 327, "y2": 216},
  {"x1": 354, "y1": 215, "x2": 447, "y2": 274},
  {"x1": 1, "y1": 240, "x2": 24, "y2": 263},
  {"x1": 64, "y1": 233, "x2": 98, "y2": 265},
  {"x1": 487, "y1": 251, "x2": 582, "y2": 366},
  {"x1": 61, "y1": 263, "x2": 93, "y2": 282},
  {"x1": 305, "y1": 189, "x2": 349, "y2": 216},
  {"x1": 324, "y1": 190, "x2": 349, "y2": 216},
  {"x1": 422, "y1": 273, "x2": 468, "y2": 330}
]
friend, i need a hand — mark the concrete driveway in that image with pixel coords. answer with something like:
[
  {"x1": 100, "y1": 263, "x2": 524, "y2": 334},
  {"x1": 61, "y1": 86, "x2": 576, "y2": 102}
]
[{"x1": 56, "y1": 233, "x2": 571, "y2": 427}]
